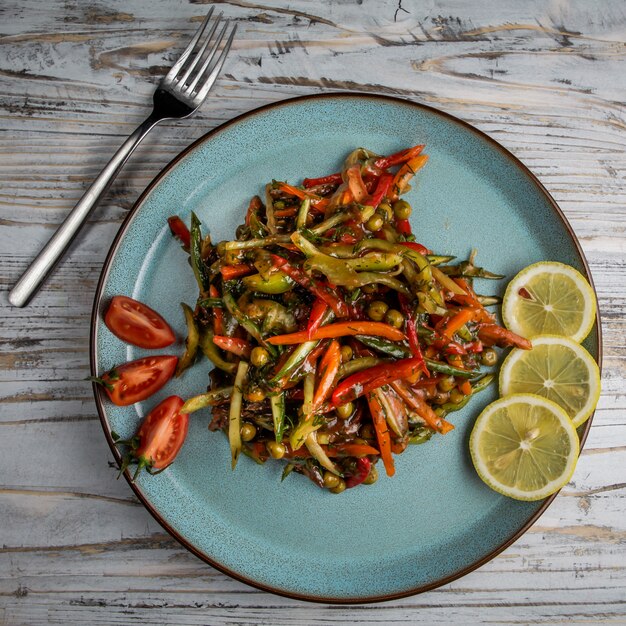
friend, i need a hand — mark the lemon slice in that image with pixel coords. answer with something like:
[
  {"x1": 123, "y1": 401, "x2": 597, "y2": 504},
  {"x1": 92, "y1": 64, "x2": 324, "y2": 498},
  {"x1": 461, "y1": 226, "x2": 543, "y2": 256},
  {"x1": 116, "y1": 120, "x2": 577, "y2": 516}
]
[
  {"x1": 470, "y1": 394, "x2": 579, "y2": 501},
  {"x1": 499, "y1": 335, "x2": 600, "y2": 428},
  {"x1": 502, "y1": 262, "x2": 596, "y2": 343}
]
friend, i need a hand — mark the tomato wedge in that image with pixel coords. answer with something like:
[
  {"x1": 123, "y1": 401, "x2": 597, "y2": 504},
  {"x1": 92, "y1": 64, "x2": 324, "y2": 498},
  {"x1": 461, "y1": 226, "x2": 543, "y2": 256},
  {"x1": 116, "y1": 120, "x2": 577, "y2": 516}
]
[
  {"x1": 96, "y1": 355, "x2": 178, "y2": 406},
  {"x1": 105, "y1": 295, "x2": 175, "y2": 349},
  {"x1": 134, "y1": 396, "x2": 189, "y2": 471}
]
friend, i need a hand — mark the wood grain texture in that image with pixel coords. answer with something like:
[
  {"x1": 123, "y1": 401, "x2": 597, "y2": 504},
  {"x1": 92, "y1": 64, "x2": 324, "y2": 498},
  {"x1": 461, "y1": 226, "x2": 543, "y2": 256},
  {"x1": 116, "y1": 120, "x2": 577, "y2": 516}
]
[{"x1": 0, "y1": 0, "x2": 625, "y2": 623}]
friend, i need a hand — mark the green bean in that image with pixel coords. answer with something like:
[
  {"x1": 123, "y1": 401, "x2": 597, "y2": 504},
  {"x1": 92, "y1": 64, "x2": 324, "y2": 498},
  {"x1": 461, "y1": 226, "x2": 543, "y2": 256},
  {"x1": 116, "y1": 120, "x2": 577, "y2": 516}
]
[
  {"x1": 424, "y1": 359, "x2": 476, "y2": 378},
  {"x1": 355, "y1": 335, "x2": 411, "y2": 358}
]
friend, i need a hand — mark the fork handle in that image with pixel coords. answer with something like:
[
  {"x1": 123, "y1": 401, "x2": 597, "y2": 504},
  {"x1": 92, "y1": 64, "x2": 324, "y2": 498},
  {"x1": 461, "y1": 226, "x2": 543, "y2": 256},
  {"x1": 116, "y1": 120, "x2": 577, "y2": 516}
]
[{"x1": 8, "y1": 113, "x2": 162, "y2": 307}]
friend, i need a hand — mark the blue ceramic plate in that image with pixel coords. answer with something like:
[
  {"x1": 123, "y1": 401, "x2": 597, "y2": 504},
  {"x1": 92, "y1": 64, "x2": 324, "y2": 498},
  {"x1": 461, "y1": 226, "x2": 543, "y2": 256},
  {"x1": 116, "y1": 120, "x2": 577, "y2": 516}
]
[{"x1": 91, "y1": 94, "x2": 600, "y2": 603}]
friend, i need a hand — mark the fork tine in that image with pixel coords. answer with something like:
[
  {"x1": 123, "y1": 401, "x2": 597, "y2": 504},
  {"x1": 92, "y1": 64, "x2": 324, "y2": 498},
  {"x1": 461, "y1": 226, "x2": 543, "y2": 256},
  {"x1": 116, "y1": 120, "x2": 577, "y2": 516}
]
[
  {"x1": 191, "y1": 24, "x2": 237, "y2": 102},
  {"x1": 163, "y1": 7, "x2": 214, "y2": 83},
  {"x1": 177, "y1": 12, "x2": 223, "y2": 87},
  {"x1": 185, "y1": 20, "x2": 229, "y2": 95}
]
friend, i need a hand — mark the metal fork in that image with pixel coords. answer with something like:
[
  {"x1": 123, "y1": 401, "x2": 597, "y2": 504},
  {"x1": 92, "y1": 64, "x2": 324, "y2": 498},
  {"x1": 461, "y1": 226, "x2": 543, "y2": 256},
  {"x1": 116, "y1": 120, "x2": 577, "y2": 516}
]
[{"x1": 8, "y1": 9, "x2": 237, "y2": 307}]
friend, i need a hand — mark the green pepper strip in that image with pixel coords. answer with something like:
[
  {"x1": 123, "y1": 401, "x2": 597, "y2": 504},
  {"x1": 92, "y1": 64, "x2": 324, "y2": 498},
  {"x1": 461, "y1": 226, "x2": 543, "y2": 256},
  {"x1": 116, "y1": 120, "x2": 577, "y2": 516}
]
[
  {"x1": 439, "y1": 374, "x2": 494, "y2": 416},
  {"x1": 190, "y1": 212, "x2": 210, "y2": 292},
  {"x1": 224, "y1": 234, "x2": 291, "y2": 250},
  {"x1": 338, "y1": 356, "x2": 385, "y2": 379},
  {"x1": 229, "y1": 361, "x2": 248, "y2": 470},
  {"x1": 426, "y1": 254, "x2": 456, "y2": 266},
  {"x1": 242, "y1": 271, "x2": 295, "y2": 294},
  {"x1": 268, "y1": 340, "x2": 319, "y2": 387},
  {"x1": 199, "y1": 328, "x2": 237, "y2": 374},
  {"x1": 222, "y1": 291, "x2": 277, "y2": 357},
  {"x1": 296, "y1": 197, "x2": 311, "y2": 230},
  {"x1": 181, "y1": 387, "x2": 234, "y2": 414},
  {"x1": 176, "y1": 303, "x2": 200, "y2": 377},
  {"x1": 424, "y1": 359, "x2": 476, "y2": 379},
  {"x1": 310, "y1": 204, "x2": 376, "y2": 236},
  {"x1": 270, "y1": 393, "x2": 287, "y2": 443}
]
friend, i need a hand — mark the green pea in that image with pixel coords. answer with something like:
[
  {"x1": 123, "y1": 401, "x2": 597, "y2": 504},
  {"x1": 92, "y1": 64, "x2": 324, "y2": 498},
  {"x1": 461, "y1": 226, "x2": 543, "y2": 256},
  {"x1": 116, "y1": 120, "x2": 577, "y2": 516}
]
[
  {"x1": 330, "y1": 479, "x2": 347, "y2": 494},
  {"x1": 340, "y1": 345, "x2": 353, "y2": 363},
  {"x1": 393, "y1": 199, "x2": 412, "y2": 219},
  {"x1": 251, "y1": 346, "x2": 270, "y2": 368},
  {"x1": 367, "y1": 300, "x2": 389, "y2": 321},
  {"x1": 267, "y1": 441, "x2": 286, "y2": 459},
  {"x1": 384, "y1": 309, "x2": 404, "y2": 328},
  {"x1": 481, "y1": 348, "x2": 498, "y2": 367},
  {"x1": 366, "y1": 214, "x2": 384, "y2": 232},
  {"x1": 240, "y1": 422, "x2": 257, "y2": 442},
  {"x1": 378, "y1": 202, "x2": 393, "y2": 221},
  {"x1": 438, "y1": 375, "x2": 456, "y2": 392},
  {"x1": 336, "y1": 402, "x2": 354, "y2": 419},
  {"x1": 323, "y1": 471, "x2": 341, "y2": 489},
  {"x1": 449, "y1": 388, "x2": 465, "y2": 405}
]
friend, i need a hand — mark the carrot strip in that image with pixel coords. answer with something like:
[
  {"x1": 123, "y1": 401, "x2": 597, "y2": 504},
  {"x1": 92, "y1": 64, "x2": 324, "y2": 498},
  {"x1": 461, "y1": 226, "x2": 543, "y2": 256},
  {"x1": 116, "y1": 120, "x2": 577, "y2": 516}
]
[
  {"x1": 459, "y1": 380, "x2": 472, "y2": 395},
  {"x1": 311, "y1": 340, "x2": 341, "y2": 411},
  {"x1": 267, "y1": 321, "x2": 406, "y2": 345},
  {"x1": 366, "y1": 389, "x2": 395, "y2": 477},
  {"x1": 374, "y1": 144, "x2": 425, "y2": 170},
  {"x1": 220, "y1": 263, "x2": 255, "y2": 280},
  {"x1": 442, "y1": 308, "x2": 475, "y2": 339},
  {"x1": 391, "y1": 381, "x2": 454, "y2": 435}
]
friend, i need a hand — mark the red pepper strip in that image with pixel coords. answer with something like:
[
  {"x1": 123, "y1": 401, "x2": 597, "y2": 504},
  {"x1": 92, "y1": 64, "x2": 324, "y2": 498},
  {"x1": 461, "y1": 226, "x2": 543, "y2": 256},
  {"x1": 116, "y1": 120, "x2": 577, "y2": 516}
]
[
  {"x1": 345, "y1": 165, "x2": 368, "y2": 202},
  {"x1": 332, "y1": 356, "x2": 425, "y2": 406},
  {"x1": 399, "y1": 241, "x2": 430, "y2": 256},
  {"x1": 449, "y1": 278, "x2": 483, "y2": 308},
  {"x1": 391, "y1": 381, "x2": 454, "y2": 434},
  {"x1": 411, "y1": 375, "x2": 444, "y2": 388},
  {"x1": 368, "y1": 173, "x2": 394, "y2": 208},
  {"x1": 268, "y1": 321, "x2": 406, "y2": 346},
  {"x1": 345, "y1": 457, "x2": 372, "y2": 488},
  {"x1": 442, "y1": 308, "x2": 475, "y2": 339},
  {"x1": 478, "y1": 324, "x2": 532, "y2": 350},
  {"x1": 367, "y1": 390, "x2": 395, "y2": 477},
  {"x1": 326, "y1": 443, "x2": 380, "y2": 457},
  {"x1": 212, "y1": 335, "x2": 252, "y2": 358},
  {"x1": 245, "y1": 195, "x2": 263, "y2": 227},
  {"x1": 307, "y1": 298, "x2": 328, "y2": 340},
  {"x1": 374, "y1": 144, "x2": 425, "y2": 170},
  {"x1": 395, "y1": 218, "x2": 412, "y2": 235},
  {"x1": 209, "y1": 285, "x2": 224, "y2": 335},
  {"x1": 270, "y1": 255, "x2": 349, "y2": 318},
  {"x1": 398, "y1": 294, "x2": 429, "y2": 376},
  {"x1": 302, "y1": 172, "x2": 343, "y2": 188},
  {"x1": 220, "y1": 263, "x2": 255, "y2": 281},
  {"x1": 167, "y1": 216, "x2": 191, "y2": 250},
  {"x1": 311, "y1": 340, "x2": 341, "y2": 411}
]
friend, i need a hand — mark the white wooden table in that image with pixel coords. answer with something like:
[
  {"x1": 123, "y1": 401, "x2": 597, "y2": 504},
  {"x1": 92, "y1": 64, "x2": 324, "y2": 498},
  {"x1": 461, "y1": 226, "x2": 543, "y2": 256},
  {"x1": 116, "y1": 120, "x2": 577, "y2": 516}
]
[{"x1": 1, "y1": 1, "x2": 625, "y2": 623}]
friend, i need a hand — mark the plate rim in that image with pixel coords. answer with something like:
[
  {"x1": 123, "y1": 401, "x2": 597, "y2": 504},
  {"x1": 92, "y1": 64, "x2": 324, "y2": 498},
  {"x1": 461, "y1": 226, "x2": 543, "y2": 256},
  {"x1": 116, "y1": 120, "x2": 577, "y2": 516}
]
[{"x1": 89, "y1": 91, "x2": 603, "y2": 604}]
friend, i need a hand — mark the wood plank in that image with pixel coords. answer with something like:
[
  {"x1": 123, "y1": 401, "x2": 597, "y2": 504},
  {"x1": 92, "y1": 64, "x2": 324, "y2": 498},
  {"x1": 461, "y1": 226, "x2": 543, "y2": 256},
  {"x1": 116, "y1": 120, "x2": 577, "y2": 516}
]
[{"x1": 0, "y1": 0, "x2": 624, "y2": 622}]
